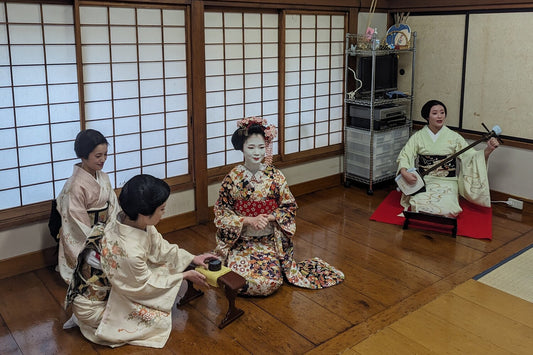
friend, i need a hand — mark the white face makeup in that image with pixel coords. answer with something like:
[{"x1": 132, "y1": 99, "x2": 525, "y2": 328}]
[{"x1": 243, "y1": 134, "x2": 266, "y2": 172}]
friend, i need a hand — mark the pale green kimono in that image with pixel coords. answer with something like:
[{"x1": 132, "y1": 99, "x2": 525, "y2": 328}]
[{"x1": 396, "y1": 125, "x2": 490, "y2": 217}]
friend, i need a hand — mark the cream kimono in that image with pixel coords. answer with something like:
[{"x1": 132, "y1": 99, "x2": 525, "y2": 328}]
[
  {"x1": 73, "y1": 216, "x2": 195, "y2": 348},
  {"x1": 396, "y1": 125, "x2": 491, "y2": 217},
  {"x1": 57, "y1": 164, "x2": 119, "y2": 284},
  {"x1": 214, "y1": 164, "x2": 344, "y2": 296}
]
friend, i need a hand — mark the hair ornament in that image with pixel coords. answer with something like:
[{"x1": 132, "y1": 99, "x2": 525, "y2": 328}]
[
  {"x1": 236, "y1": 116, "x2": 277, "y2": 144},
  {"x1": 236, "y1": 116, "x2": 277, "y2": 165}
]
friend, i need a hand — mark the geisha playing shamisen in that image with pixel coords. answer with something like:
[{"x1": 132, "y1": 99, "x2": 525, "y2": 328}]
[
  {"x1": 396, "y1": 99, "x2": 500, "y2": 217},
  {"x1": 213, "y1": 116, "x2": 345, "y2": 296}
]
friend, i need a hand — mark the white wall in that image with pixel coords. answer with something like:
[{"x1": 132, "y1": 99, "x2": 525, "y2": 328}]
[{"x1": 486, "y1": 145, "x2": 533, "y2": 200}]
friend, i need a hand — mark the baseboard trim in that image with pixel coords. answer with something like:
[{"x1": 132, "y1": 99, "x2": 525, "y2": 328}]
[{"x1": 0, "y1": 246, "x2": 57, "y2": 280}]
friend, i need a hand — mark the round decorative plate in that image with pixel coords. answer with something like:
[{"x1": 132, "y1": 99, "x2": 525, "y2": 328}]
[{"x1": 386, "y1": 24, "x2": 411, "y2": 49}]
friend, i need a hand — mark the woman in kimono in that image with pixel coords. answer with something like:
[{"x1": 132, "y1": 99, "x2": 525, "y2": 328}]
[
  {"x1": 66, "y1": 174, "x2": 216, "y2": 348},
  {"x1": 396, "y1": 99, "x2": 500, "y2": 217},
  {"x1": 57, "y1": 129, "x2": 119, "y2": 285},
  {"x1": 213, "y1": 116, "x2": 344, "y2": 296}
]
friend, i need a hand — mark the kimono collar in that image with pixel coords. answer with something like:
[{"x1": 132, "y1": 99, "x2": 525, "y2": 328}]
[
  {"x1": 240, "y1": 163, "x2": 266, "y2": 183},
  {"x1": 425, "y1": 125, "x2": 444, "y2": 143},
  {"x1": 74, "y1": 163, "x2": 101, "y2": 182}
]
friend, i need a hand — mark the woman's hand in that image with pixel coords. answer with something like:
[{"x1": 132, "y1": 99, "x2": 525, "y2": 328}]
[
  {"x1": 400, "y1": 168, "x2": 418, "y2": 185},
  {"x1": 484, "y1": 137, "x2": 500, "y2": 159},
  {"x1": 192, "y1": 253, "x2": 219, "y2": 268},
  {"x1": 183, "y1": 270, "x2": 209, "y2": 287},
  {"x1": 243, "y1": 215, "x2": 270, "y2": 230}
]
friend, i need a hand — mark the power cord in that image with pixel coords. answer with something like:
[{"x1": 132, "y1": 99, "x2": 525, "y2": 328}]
[
  {"x1": 346, "y1": 66, "x2": 362, "y2": 100},
  {"x1": 492, "y1": 198, "x2": 524, "y2": 210}
]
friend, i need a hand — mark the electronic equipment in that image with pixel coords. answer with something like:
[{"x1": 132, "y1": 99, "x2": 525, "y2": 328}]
[
  {"x1": 348, "y1": 103, "x2": 407, "y2": 130},
  {"x1": 356, "y1": 53, "x2": 398, "y2": 96}
]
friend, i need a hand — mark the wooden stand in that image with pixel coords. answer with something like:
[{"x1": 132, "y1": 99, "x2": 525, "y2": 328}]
[
  {"x1": 177, "y1": 269, "x2": 246, "y2": 329},
  {"x1": 217, "y1": 271, "x2": 246, "y2": 329},
  {"x1": 403, "y1": 210, "x2": 457, "y2": 238}
]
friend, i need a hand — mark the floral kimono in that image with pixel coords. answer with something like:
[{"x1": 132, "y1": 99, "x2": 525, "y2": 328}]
[
  {"x1": 214, "y1": 164, "x2": 344, "y2": 296},
  {"x1": 57, "y1": 164, "x2": 119, "y2": 284},
  {"x1": 396, "y1": 125, "x2": 491, "y2": 217},
  {"x1": 71, "y1": 214, "x2": 195, "y2": 348}
]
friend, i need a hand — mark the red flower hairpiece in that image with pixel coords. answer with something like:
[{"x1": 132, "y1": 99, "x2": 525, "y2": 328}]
[{"x1": 236, "y1": 116, "x2": 277, "y2": 144}]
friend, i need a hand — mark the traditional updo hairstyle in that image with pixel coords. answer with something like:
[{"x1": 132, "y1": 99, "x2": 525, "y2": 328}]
[
  {"x1": 74, "y1": 129, "x2": 109, "y2": 159},
  {"x1": 119, "y1": 174, "x2": 170, "y2": 221},
  {"x1": 231, "y1": 123, "x2": 266, "y2": 151},
  {"x1": 421, "y1": 99, "x2": 447, "y2": 121}
]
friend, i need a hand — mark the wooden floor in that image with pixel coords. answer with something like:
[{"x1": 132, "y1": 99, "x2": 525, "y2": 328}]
[{"x1": 1, "y1": 183, "x2": 532, "y2": 355}]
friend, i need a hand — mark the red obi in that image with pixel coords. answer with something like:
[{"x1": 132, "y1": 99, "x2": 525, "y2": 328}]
[{"x1": 234, "y1": 199, "x2": 278, "y2": 217}]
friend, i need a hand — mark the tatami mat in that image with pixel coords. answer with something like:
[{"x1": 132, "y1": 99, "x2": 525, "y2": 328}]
[{"x1": 475, "y1": 244, "x2": 533, "y2": 303}]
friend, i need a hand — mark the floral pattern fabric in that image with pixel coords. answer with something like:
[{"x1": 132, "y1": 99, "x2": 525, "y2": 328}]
[
  {"x1": 56, "y1": 164, "x2": 119, "y2": 284},
  {"x1": 214, "y1": 164, "x2": 344, "y2": 296},
  {"x1": 69, "y1": 213, "x2": 195, "y2": 348}
]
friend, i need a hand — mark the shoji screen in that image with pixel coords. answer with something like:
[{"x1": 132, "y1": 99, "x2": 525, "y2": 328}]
[
  {"x1": 204, "y1": 11, "x2": 279, "y2": 169},
  {"x1": 0, "y1": 2, "x2": 78, "y2": 209},
  {"x1": 284, "y1": 13, "x2": 344, "y2": 154},
  {"x1": 79, "y1": 5, "x2": 189, "y2": 187}
]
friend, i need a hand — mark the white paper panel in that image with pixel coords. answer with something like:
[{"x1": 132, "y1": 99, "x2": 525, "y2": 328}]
[
  {"x1": 14, "y1": 85, "x2": 47, "y2": 106},
  {"x1": 50, "y1": 121, "x2": 79, "y2": 142},
  {"x1": 167, "y1": 143, "x2": 188, "y2": 160},
  {"x1": 15, "y1": 106, "x2": 48, "y2": 126},
  {"x1": 163, "y1": 10, "x2": 184, "y2": 26},
  {"x1": 142, "y1": 131, "x2": 165, "y2": 149},
  {"x1": 0, "y1": 150, "x2": 18, "y2": 170},
  {"x1": 19, "y1": 144, "x2": 51, "y2": 165},
  {"x1": 110, "y1": 27, "x2": 136, "y2": 43},
  {"x1": 140, "y1": 79, "x2": 163, "y2": 97},
  {"x1": 167, "y1": 127, "x2": 187, "y2": 144},
  {"x1": 109, "y1": 7, "x2": 135, "y2": 25},
  {"x1": 80, "y1": 7, "x2": 108, "y2": 25},
  {"x1": 49, "y1": 103, "x2": 79, "y2": 123},
  {"x1": 22, "y1": 181, "x2": 53, "y2": 204},
  {"x1": 47, "y1": 64, "x2": 78, "y2": 84},
  {"x1": 82, "y1": 44, "x2": 109, "y2": 63},
  {"x1": 81, "y1": 26, "x2": 109, "y2": 44},
  {"x1": 137, "y1": 9, "x2": 161, "y2": 26},
  {"x1": 207, "y1": 137, "x2": 225, "y2": 154},
  {"x1": 139, "y1": 96, "x2": 163, "y2": 115},
  {"x1": 113, "y1": 81, "x2": 139, "y2": 99},
  {"x1": 43, "y1": 5, "x2": 73, "y2": 24},
  {"x1": 12, "y1": 66, "x2": 45, "y2": 86},
  {"x1": 114, "y1": 116, "x2": 139, "y2": 135},
  {"x1": 49, "y1": 84, "x2": 78, "y2": 103},
  {"x1": 142, "y1": 148, "x2": 165, "y2": 165},
  {"x1": 6, "y1": 3, "x2": 40, "y2": 23},
  {"x1": 10, "y1": 45, "x2": 44, "y2": 65}
]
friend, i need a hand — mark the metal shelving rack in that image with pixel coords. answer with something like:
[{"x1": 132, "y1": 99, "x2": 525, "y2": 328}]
[{"x1": 343, "y1": 31, "x2": 416, "y2": 194}]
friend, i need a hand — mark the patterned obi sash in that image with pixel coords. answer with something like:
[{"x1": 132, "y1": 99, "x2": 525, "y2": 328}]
[
  {"x1": 418, "y1": 154, "x2": 457, "y2": 178},
  {"x1": 88, "y1": 202, "x2": 110, "y2": 227},
  {"x1": 234, "y1": 199, "x2": 278, "y2": 217}
]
